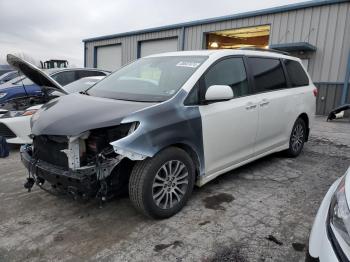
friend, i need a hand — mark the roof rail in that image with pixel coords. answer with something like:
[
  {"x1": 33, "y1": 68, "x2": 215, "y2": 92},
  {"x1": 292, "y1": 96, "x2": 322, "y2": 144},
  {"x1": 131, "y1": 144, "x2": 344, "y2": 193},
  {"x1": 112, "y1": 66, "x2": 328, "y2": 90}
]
[{"x1": 239, "y1": 47, "x2": 290, "y2": 56}]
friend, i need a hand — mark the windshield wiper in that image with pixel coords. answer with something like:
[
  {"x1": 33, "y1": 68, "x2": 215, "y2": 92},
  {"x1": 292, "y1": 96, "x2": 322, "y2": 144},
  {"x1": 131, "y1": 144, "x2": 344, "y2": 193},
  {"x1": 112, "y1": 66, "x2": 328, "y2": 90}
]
[
  {"x1": 79, "y1": 90, "x2": 90, "y2": 96},
  {"x1": 113, "y1": 98, "x2": 163, "y2": 103}
]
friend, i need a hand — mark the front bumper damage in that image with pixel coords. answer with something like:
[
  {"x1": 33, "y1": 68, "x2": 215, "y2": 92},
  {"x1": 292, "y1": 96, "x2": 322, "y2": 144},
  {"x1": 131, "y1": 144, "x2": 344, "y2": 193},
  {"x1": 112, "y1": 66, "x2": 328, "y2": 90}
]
[
  {"x1": 20, "y1": 121, "x2": 150, "y2": 203},
  {"x1": 20, "y1": 144, "x2": 125, "y2": 201}
]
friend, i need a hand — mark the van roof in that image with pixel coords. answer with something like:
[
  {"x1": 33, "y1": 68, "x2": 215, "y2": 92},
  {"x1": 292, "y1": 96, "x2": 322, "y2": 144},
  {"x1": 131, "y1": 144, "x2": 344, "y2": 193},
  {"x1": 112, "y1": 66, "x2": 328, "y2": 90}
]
[{"x1": 148, "y1": 49, "x2": 299, "y2": 61}]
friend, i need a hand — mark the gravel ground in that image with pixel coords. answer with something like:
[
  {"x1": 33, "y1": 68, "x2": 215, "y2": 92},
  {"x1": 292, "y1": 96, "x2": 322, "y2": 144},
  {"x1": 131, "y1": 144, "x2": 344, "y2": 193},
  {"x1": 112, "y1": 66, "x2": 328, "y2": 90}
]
[{"x1": 0, "y1": 116, "x2": 349, "y2": 262}]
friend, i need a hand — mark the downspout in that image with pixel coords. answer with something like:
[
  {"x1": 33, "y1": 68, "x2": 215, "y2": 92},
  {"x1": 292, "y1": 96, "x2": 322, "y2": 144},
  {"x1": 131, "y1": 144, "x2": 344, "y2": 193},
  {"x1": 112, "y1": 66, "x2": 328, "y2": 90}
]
[
  {"x1": 83, "y1": 42, "x2": 87, "y2": 68},
  {"x1": 181, "y1": 26, "x2": 185, "y2": 51},
  {"x1": 137, "y1": 42, "x2": 141, "y2": 59},
  {"x1": 341, "y1": 49, "x2": 350, "y2": 105},
  {"x1": 93, "y1": 46, "x2": 97, "y2": 68}
]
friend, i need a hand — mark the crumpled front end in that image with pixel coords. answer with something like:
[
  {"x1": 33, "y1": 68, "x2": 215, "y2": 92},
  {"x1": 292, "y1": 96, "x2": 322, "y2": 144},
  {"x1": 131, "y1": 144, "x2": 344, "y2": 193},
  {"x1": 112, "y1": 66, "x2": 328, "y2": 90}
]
[{"x1": 21, "y1": 122, "x2": 141, "y2": 201}]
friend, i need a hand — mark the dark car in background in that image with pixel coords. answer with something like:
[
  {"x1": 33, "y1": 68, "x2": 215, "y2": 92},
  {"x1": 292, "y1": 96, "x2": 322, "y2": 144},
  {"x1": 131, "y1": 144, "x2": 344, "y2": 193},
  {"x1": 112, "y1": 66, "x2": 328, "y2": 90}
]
[{"x1": 0, "y1": 68, "x2": 110, "y2": 109}]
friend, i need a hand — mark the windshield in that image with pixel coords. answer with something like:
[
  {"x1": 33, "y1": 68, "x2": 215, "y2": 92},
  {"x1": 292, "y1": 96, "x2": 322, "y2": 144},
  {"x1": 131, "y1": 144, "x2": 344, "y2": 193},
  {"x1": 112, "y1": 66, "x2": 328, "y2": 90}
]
[
  {"x1": 7, "y1": 75, "x2": 26, "y2": 85},
  {"x1": 88, "y1": 56, "x2": 208, "y2": 102},
  {"x1": 0, "y1": 71, "x2": 16, "y2": 81},
  {"x1": 64, "y1": 77, "x2": 104, "y2": 93}
]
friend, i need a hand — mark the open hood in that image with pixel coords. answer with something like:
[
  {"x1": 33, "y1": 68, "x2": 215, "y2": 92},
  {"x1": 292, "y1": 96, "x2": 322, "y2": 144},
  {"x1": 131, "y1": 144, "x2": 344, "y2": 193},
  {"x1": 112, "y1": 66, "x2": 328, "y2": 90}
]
[{"x1": 6, "y1": 54, "x2": 68, "y2": 95}]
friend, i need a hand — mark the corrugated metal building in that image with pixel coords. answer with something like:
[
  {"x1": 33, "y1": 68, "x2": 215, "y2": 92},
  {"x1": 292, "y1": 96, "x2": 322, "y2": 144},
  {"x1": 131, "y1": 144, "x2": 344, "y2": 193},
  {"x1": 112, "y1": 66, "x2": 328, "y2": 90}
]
[{"x1": 83, "y1": 0, "x2": 350, "y2": 115}]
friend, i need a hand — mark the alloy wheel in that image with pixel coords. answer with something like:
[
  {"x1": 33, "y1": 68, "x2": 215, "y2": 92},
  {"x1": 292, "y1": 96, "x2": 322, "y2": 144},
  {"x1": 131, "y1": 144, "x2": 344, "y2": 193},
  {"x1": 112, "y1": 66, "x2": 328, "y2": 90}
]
[
  {"x1": 291, "y1": 123, "x2": 304, "y2": 152},
  {"x1": 152, "y1": 160, "x2": 189, "y2": 209}
]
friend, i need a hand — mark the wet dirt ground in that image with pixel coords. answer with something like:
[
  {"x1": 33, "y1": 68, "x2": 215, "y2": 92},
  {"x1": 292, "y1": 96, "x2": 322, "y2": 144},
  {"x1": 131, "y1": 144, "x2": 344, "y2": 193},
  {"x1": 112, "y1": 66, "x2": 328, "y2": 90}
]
[{"x1": 0, "y1": 117, "x2": 349, "y2": 262}]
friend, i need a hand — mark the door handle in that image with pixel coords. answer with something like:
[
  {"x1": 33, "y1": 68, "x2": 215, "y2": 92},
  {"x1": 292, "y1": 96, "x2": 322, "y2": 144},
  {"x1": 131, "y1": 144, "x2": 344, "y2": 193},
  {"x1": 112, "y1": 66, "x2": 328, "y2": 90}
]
[
  {"x1": 245, "y1": 103, "x2": 257, "y2": 110},
  {"x1": 260, "y1": 101, "x2": 270, "y2": 106},
  {"x1": 260, "y1": 99, "x2": 270, "y2": 107}
]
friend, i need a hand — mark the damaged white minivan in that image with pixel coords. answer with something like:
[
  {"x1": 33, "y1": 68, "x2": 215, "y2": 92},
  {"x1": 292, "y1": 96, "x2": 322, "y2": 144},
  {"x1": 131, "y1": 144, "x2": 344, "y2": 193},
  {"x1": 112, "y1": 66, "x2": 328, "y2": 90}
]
[{"x1": 10, "y1": 49, "x2": 316, "y2": 218}]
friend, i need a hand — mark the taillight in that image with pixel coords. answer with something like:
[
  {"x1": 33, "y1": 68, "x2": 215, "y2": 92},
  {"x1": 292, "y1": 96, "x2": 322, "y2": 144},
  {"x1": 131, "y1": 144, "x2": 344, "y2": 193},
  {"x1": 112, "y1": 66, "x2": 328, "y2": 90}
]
[{"x1": 313, "y1": 87, "x2": 318, "y2": 97}]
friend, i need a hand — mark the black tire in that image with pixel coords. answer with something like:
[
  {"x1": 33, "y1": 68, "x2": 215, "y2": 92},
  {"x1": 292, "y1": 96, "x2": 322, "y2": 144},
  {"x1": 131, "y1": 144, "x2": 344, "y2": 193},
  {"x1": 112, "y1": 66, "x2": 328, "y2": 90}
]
[
  {"x1": 305, "y1": 247, "x2": 318, "y2": 262},
  {"x1": 129, "y1": 147, "x2": 195, "y2": 219},
  {"x1": 285, "y1": 118, "x2": 307, "y2": 157}
]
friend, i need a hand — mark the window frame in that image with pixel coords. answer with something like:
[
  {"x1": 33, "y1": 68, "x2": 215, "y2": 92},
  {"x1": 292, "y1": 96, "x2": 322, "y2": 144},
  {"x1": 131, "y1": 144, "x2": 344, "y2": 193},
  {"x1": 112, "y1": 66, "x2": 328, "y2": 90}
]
[
  {"x1": 245, "y1": 56, "x2": 290, "y2": 95},
  {"x1": 282, "y1": 58, "x2": 310, "y2": 88},
  {"x1": 184, "y1": 55, "x2": 253, "y2": 106},
  {"x1": 184, "y1": 55, "x2": 305, "y2": 106}
]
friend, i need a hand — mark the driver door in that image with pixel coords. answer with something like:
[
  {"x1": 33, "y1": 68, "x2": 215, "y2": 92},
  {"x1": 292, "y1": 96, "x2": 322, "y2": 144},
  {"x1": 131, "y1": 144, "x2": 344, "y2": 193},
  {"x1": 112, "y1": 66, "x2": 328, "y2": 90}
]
[{"x1": 199, "y1": 57, "x2": 259, "y2": 177}]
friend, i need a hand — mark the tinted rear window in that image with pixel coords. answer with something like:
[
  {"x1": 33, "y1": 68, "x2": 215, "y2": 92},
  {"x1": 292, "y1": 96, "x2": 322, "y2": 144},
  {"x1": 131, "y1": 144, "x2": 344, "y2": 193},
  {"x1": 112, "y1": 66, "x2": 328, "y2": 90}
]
[
  {"x1": 284, "y1": 59, "x2": 309, "y2": 87},
  {"x1": 51, "y1": 71, "x2": 77, "y2": 86},
  {"x1": 77, "y1": 70, "x2": 107, "y2": 78},
  {"x1": 247, "y1": 57, "x2": 287, "y2": 93}
]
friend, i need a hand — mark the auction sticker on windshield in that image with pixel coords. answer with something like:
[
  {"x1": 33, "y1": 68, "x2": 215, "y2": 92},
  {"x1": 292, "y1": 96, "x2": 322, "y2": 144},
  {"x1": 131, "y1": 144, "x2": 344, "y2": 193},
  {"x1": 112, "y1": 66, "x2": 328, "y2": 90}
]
[{"x1": 176, "y1": 61, "x2": 201, "y2": 68}]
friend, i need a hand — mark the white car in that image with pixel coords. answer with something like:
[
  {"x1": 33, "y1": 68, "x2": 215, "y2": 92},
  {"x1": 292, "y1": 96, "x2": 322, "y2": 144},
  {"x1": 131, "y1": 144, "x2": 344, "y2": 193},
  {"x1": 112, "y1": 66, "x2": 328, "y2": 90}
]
[
  {"x1": 308, "y1": 167, "x2": 350, "y2": 261},
  {"x1": 0, "y1": 76, "x2": 105, "y2": 144},
  {"x1": 11, "y1": 49, "x2": 317, "y2": 218}
]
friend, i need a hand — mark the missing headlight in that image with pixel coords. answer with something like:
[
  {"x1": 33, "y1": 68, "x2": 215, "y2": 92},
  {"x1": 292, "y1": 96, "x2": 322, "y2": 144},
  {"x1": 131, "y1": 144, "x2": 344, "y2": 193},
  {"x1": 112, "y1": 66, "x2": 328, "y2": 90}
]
[{"x1": 86, "y1": 122, "x2": 139, "y2": 158}]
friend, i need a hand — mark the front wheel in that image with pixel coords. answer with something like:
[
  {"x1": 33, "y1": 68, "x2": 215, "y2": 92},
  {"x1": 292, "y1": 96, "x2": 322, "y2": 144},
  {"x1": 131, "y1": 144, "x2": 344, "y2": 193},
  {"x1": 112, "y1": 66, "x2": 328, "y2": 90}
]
[
  {"x1": 129, "y1": 147, "x2": 195, "y2": 219},
  {"x1": 285, "y1": 118, "x2": 306, "y2": 157}
]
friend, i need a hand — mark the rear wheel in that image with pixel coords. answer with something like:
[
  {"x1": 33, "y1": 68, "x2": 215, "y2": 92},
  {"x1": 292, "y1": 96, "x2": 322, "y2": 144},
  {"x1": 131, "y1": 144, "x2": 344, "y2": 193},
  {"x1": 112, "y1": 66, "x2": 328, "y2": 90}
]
[
  {"x1": 285, "y1": 118, "x2": 306, "y2": 157},
  {"x1": 129, "y1": 147, "x2": 195, "y2": 219}
]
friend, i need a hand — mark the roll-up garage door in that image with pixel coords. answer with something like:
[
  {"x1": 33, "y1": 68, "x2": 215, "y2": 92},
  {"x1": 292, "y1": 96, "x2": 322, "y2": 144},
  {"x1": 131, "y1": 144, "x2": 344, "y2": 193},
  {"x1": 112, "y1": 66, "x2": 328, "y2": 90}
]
[
  {"x1": 140, "y1": 38, "x2": 178, "y2": 57},
  {"x1": 96, "y1": 44, "x2": 122, "y2": 71}
]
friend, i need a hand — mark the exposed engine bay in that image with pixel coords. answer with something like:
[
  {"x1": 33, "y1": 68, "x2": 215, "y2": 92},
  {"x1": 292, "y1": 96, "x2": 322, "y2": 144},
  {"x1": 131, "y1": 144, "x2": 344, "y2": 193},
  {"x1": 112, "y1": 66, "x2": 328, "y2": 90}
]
[
  {"x1": 0, "y1": 95, "x2": 49, "y2": 112},
  {"x1": 22, "y1": 122, "x2": 141, "y2": 203}
]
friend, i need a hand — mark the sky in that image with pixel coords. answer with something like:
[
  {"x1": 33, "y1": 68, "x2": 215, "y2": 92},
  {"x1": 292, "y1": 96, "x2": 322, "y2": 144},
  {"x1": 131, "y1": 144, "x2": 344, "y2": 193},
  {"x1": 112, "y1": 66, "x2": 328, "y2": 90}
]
[{"x1": 0, "y1": 0, "x2": 306, "y2": 67}]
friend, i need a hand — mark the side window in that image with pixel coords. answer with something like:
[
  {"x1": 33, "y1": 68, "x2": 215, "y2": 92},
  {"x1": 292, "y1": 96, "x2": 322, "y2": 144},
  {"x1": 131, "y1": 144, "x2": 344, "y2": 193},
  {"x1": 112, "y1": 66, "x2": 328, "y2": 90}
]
[
  {"x1": 77, "y1": 70, "x2": 106, "y2": 79},
  {"x1": 52, "y1": 71, "x2": 77, "y2": 86},
  {"x1": 203, "y1": 57, "x2": 248, "y2": 98},
  {"x1": 284, "y1": 59, "x2": 309, "y2": 87},
  {"x1": 247, "y1": 57, "x2": 287, "y2": 93}
]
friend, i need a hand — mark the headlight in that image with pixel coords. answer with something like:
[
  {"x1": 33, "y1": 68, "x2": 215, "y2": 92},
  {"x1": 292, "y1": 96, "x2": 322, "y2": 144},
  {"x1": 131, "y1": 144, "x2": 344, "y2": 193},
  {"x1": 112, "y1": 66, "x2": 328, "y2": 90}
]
[
  {"x1": 329, "y1": 176, "x2": 350, "y2": 246},
  {"x1": 22, "y1": 109, "x2": 38, "y2": 116},
  {"x1": 0, "y1": 110, "x2": 23, "y2": 118},
  {"x1": 0, "y1": 93, "x2": 7, "y2": 99}
]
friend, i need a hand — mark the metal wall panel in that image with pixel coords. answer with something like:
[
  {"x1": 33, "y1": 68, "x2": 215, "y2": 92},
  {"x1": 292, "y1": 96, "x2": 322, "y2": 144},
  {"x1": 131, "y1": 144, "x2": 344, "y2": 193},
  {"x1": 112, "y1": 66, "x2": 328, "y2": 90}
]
[
  {"x1": 315, "y1": 83, "x2": 345, "y2": 115},
  {"x1": 85, "y1": 1, "x2": 350, "y2": 85},
  {"x1": 85, "y1": 28, "x2": 181, "y2": 69},
  {"x1": 180, "y1": 2, "x2": 349, "y2": 83}
]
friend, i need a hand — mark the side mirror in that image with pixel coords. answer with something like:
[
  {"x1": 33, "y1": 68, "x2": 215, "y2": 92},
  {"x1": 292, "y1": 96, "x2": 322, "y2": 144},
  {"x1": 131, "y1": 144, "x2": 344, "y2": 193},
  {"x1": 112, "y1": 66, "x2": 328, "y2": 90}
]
[{"x1": 205, "y1": 85, "x2": 234, "y2": 102}]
